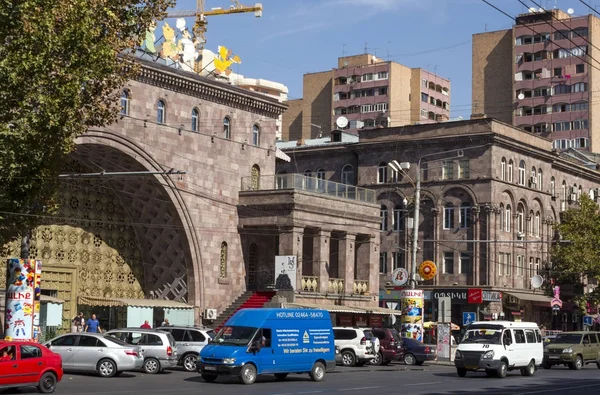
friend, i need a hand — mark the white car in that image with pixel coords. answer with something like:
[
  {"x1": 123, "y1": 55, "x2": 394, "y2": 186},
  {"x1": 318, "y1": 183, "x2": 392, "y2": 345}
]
[
  {"x1": 333, "y1": 327, "x2": 376, "y2": 366},
  {"x1": 157, "y1": 326, "x2": 215, "y2": 371}
]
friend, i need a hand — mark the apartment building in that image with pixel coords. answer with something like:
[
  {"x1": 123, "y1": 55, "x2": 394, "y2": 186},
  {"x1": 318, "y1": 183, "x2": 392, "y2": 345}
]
[
  {"x1": 283, "y1": 54, "x2": 451, "y2": 141},
  {"x1": 473, "y1": 8, "x2": 600, "y2": 152}
]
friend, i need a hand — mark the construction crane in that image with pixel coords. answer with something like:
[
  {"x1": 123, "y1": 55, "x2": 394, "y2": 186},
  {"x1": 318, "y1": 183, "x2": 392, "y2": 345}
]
[{"x1": 166, "y1": 0, "x2": 263, "y2": 71}]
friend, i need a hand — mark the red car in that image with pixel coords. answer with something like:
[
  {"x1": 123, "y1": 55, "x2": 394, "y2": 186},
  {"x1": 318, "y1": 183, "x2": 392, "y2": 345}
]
[{"x1": 0, "y1": 340, "x2": 63, "y2": 393}]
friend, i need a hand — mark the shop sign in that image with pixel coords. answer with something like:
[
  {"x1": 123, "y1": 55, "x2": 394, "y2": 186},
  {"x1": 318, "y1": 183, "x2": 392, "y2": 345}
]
[
  {"x1": 424, "y1": 289, "x2": 502, "y2": 303},
  {"x1": 369, "y1": 315, "x2": 383, "y2": 327}
]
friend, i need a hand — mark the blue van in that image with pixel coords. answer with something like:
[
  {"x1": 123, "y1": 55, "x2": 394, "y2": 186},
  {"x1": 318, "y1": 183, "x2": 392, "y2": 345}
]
[{"x1": 198, "y1": 308, "x2": 335, "y2": 385}]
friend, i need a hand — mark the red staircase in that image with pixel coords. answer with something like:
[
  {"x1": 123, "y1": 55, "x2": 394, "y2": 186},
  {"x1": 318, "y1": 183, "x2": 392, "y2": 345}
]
[{"x1": 213, "y1": 291, "x2": 275, "y2": 330}]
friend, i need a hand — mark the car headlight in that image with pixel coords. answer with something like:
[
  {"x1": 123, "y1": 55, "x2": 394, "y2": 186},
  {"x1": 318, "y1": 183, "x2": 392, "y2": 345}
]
[
  {"x1": 455, "y1": 350, "x2": 462, "y2": 359},
  {"x1": 482, "y1": 350, "x2": 495, "y2": 360},
  {"x1": 222, "y1": 358, "x2": 236, "y2": 364},
  {"x1": 562, "y1": 348, "x2": 573, "y2": 354}
]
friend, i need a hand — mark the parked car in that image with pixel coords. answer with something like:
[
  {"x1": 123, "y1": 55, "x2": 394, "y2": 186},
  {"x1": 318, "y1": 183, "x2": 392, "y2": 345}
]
[
  {"x1": 335, "y1": 346, "x2": 342, "y2": 364},
  {"x1": 157, "y1": 326, "x2": 215, "y2": 371},
  {"x1": 543, "y1": 331, "x2": 600, "y2": 370},
  {"x1": 0, "y1": 340, "x2": 63, "y2": 393},
  {"x1": 44, "y1": 333, "x2": 143, "y2": 377},
  {"x1": 105, "y1": 328, "x2": 178, "y2": 374},
  {"x1": 400, "y1": 337, "x2": 437, "y2": 366},
  {"x1": 370, "y1": 328, "x2": 403, "y2": 365},
  {"x1": 333, "y1": 327, "x2": 376, "y2": 366}
]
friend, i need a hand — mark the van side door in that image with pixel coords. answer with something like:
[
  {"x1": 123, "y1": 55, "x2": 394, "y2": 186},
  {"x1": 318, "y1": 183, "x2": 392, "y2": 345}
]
[
  {"x1": 252, "y1": 328, "x2": 277, "y2": 374},
  {"x1": 511, "y1": 329, "x2": 527, "y2": 366}
]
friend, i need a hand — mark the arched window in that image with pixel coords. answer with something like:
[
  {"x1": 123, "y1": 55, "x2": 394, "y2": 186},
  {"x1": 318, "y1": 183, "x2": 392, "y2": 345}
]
[
  {"x1": 223, "y1": 117, "x2": 231, "y2": 139},
  {"x1": 550, "y1": 177, "x2": 556, "y2": 197},
  {"x1": 517, "y1": 203, "x2": 525, "y2": 234},
  {"x1": 316, "y1": 169, "x2": 325, "y2": 180},
  {"x1": 505, "y1": 205, "x2": 512, "y2": 232},
  {"x1": 157, "y1": 99, "x2": 166, "y2": 124},
  {"x1": 252, "y1": 124, "x2": 260, "y2": 146},
  {"x1": 341, "y1": 164, "x2": 354, "y2": 185},
  {"x1": 444, "y1": 203, "x2": 455, "y2": 229},
  {"x1": 528, "y1": 210, "x2": 534, "y2": 236},
  {"x1": 534, "y1": 212, "x2": 540, "y2": 237},
  {"x1": 380, "y1": 205, "x2": 388, "y2": 231},
  {"x1": 191, "y1": 108, "x2": 199, "y2": 132},
  {"x1": 561, "y1": 180, "x2": 567, "y2": 211},
  {"x1": 251, "y1": 164, "x2": 260, "y2": 190},
  {"x1": 459, "y1": 202, "x2": 471, "y2": 229},
  {"x1": 304, "y1": 169, "x2": 313, "y2": 189},
  {"x1": 537, "y1": 168, "x2": 543, "y2": 190},
  {"x1": 304, "y1": 169, "x2": 312, "y2": 177},
  {"x1": 508, "y1": 160, "x2": 514, "y2": 182},
  {"x1": 219, "y1": 242, "x2": 228, "y2": 278},
  {"x1": 500, "y1": 157, "x2": 506, "y2": 181},
  {"x1": 590, "y1": 188, "x2": 596, "y2": 200},
  {"x1": 120, "y1": 90, "x2": 130, "y2": 115},
  {"x1": 377, "y1": 162, "x2": 387, "y2": 184},
  {"x1": 393, "y1": 204, "x2": 404, "y2": 231},
  {"x1": 530, "y1": 166, "x2": 536, "y2": 188},
  {"x1": 578, "y1": 185, "x2": 582, "y2": 201},
  {"x1": 499, "y1": 203, "x2": 504, "y2": 230},
  {"x1": 518, "y1": 160, "x2": 526, "y2": 185}
]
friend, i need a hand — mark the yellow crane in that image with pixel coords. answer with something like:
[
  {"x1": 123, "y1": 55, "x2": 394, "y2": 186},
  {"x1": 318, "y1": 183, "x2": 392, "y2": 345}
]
[{"x1": 166, "y1": 0, "x2": 263, "y2": 71}]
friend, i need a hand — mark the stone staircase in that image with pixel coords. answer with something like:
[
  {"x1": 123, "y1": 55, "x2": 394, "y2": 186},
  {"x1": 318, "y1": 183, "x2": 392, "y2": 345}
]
[{"x1": 213, "y1": 291, "x2": 276, "y2": 330}]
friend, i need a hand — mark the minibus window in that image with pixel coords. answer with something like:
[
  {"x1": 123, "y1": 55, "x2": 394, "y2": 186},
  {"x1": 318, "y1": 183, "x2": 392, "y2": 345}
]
[
  {"x1": 503, "y1": 330, "x2": 513, "y2": 345},
  {"x1": 514, "y1": 329, "x2": 526, "y2": 344},
  {"x1": 525, "y1": 330, "x2": 535, "y2": 343}
]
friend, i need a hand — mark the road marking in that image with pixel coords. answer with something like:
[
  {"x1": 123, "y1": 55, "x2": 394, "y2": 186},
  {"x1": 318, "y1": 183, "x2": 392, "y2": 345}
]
[{"x1": 338, "y1": 386, "x2": 384, "y2": 391}]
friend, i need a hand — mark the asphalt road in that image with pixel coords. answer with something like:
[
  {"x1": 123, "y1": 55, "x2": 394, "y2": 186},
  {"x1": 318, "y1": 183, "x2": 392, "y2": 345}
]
[{"x1": 4, "y1": 363, "x2": 600, "y2": 395}]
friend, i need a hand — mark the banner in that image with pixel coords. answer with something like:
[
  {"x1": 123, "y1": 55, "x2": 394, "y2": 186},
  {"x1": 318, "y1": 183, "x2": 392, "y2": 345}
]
[
  {"x1": 4, "y1": 259, "x2": 38, "y2": 341},
  {"x1": 399, "y1": 289, "x2": 424, "y2": 342},
  {"x1": 274, "y1": 255, "x2": 297, "y2": 290}
]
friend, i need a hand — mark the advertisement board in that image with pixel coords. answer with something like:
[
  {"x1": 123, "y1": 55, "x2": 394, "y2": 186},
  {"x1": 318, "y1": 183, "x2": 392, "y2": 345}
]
[
  {"x1": 274, "y1": 255, "x2": 297, "y2": 290},
  {"x1": 4, "y1": 259, "x2": 38, "y2": 341},
  {"x1": 399, "y1": 289, "x2": 424, "y2": 342}
]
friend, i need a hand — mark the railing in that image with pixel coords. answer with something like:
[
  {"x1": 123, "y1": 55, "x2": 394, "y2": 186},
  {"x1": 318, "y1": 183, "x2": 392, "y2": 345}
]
[
  {"x1": 301, "y1": 276, "x2": 319, "y2": 292},
  {"x1": 240, "y1": 174, "x2": 376, "y2": 204},
  {"x1": 328, "y1": 278, "x2": 345, "y2": 294},
  {"x1": 353, "y1": 280, "x2": 369, "y2": 294}
]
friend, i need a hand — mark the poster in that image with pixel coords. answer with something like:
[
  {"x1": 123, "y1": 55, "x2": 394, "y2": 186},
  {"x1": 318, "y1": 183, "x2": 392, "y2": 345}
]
[
  {"x1": 4, "y1": 259, "x2": 37, "y2": 341},
  {"x1": 399, "y1": 289, "x2": 424, "y2": 342},
  {"x1": 274, "y1": 255, "x2": 297, "y2": 290},
  {"x1": 437, "y1": 323, "x2": 451, "y2": 359}
]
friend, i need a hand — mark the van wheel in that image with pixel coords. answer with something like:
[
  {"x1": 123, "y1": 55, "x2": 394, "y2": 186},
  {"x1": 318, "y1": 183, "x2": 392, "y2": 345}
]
[
  {"x1": 497, "y1": 361, "x2": 507, "y2": 378},
  {"x1": 309, "y1": 362, "x2": 325, "y2": 382},
  {"x1": 182, "y1": 354, "x2": 198, "y2": 372},
  {"x1": 240, "y1": 364, "x2": 257, "y2": 385},
  {"x1": 457, "y1": 368, "x2": 467, "y2": 377},
  {"x1": 38, "y1": 372, "x2": 57, "y2": 394},
  {"x1": 202, "y1": 374, "x2": 217, "y2": 382},
  {"x1": 341, "y1": 350, "x2": 356, "y2": 366},
  {"x1": 521, "y1": 360, "x2": 535, "y2": 377},
  {"x1": 274, "y1": 373, "x2": 288, "y2": 381},
  {"x1": 143, "y1": 358, "x2": 161, "y2": 374}
]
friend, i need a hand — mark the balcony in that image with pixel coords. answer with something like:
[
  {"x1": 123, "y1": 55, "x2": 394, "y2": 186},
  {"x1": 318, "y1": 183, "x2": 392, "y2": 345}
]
[
  {"x1": 241, "y1": 174, "x2": 376, "y2": 204},
  {"x1": 328, "y1": 278, "x2": 344, "y2": 294}
]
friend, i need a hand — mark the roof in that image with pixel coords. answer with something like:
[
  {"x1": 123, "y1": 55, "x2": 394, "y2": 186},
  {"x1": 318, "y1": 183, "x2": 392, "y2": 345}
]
[
  {"x1": 226, "y1": 308, "x2": 331, "y2": 327},
  {"x1": 468, "y1": 321, "x2": 540, "y2": 328},
  {"x1": 277, "y1": 132, "x2": 359, "y2": 150},
  {"x1": 77, "y1": 295, "x2": 193, "y2": 309},
  {"x1": 286, "y1": 302, "x2": 399, "y2": 316}
]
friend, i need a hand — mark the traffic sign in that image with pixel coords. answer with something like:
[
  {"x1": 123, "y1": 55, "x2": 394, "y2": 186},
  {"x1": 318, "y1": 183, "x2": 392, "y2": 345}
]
[
  {"x1": 391, "y1": 268, "x2": 409, "y2": 286},
  {"x1": 583, "y1": 315, "x2": 593, "y2": 326},
  {"x1": 463, "y1": 312, "x2": 476, "y2": 326},
  {"x1": 468, "y1": 288, "x2": 483, "y2": 304}
]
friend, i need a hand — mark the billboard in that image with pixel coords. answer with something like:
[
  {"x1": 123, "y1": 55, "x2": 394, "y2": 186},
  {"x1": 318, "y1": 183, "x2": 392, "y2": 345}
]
[
  {"x1": 4, "y1": 259, "x2": 40, "y2": 341},
  {"x1": 274, "y1": 255, "x2": 297, "y2": 290},
  {"x1": 399, "y1": 289, "x2": 424, "y2": 342}
]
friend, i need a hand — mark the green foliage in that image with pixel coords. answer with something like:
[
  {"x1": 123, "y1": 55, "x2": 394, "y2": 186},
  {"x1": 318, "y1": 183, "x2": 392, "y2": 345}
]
[{"x1": 0, "y1": 0, "x2": 174, "y2": 246}]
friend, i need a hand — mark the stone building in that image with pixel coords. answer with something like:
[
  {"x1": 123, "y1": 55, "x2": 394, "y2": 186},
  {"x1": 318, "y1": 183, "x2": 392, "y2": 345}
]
[{"x1": 277, "y1": 118, "x2": 600, "y2": 329}]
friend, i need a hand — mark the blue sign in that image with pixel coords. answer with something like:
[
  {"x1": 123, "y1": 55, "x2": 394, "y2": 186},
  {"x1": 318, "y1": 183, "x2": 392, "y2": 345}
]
[
  {"x1": 583, "y1": 315, "x2": 593, "y2": 326},
  {"x1": 463, "y1": 312, "x2": 476, "y2": 326}
]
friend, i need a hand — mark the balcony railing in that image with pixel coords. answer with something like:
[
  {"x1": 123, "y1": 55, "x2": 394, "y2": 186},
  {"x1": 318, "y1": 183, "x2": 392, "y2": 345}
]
[
  {"x1": 301, "y1": 276, "x2": 319, "y2": 292},
  {"x1": 241, "y1": 174, "x2": 376, "y2": 204},
  {"x1": 353, "y1": 280, "x2": 369, "y2": 294},
  {"x1": 328, "y1": 278, "x2": 344, "y2": 294}
]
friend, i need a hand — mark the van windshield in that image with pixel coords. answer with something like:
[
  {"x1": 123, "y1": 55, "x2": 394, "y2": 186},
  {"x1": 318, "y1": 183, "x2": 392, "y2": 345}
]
[
  {"x1": 461, "y1": 328, "x2": 502, "y2": 344},
  {"x1": 212, "y1": 326, "x2": 257, "y2": 346}
]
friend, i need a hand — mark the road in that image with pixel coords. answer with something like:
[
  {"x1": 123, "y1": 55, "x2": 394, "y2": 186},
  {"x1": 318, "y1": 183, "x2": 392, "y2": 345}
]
[{"x1": 5, "y1": 363, "x2": 600, "y2": 395}]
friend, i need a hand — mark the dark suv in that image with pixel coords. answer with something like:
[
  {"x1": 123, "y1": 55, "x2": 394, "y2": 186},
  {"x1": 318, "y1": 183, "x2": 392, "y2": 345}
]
[{"x1": 370, "y1": 328, "x2": 403, "y2": 365}]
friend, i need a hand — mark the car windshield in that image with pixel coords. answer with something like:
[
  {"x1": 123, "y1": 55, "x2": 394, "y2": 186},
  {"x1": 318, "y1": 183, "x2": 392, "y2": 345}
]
[
  {"x1": 554, "y1": 334, "x2": 582, "y2": 344},
  {"x1": 461, "y1": 328, "x2": 502, "y2": 344},
  {"x1": 103, "y1": 336, "x2": 129, "y2": 347},
  {"x1": 212, "y1": 326, "x2": 257, "y2": 346},
  {"x1": 390, "y1": 330, "x2": 401, "y2": 342},
  {"x1": 206, "y1": 330, "x2": 216, "y2": 339}
]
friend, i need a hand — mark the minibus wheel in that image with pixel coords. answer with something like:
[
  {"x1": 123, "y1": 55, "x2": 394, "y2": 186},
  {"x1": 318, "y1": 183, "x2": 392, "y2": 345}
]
[
  {"x1": 309, "y1": 362, "x2": 325, "y2": 382},
  {"x1": 497, "y1": 361, "x2": 507, "y2": 378}
]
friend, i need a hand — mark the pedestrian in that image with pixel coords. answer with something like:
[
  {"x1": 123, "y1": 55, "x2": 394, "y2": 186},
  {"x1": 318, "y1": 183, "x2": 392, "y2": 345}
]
[
  {"x1": 84, "y1": 314, "x2": 102, "y2": 333},
  {"x1": 71, "y1": 312, "x2": 84, "y2": 333},
  {"x1": 140, "y1": 320, "x2": 152, "y2": 329},
  {"x1": 161, "y1": 319, "x2": 170, "y2": 327}
]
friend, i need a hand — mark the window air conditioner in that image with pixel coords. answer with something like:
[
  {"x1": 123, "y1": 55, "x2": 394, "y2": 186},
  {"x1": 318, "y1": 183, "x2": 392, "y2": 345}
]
[{"x1": 204, "y1": 308, "x2": 218, "y2": 320}]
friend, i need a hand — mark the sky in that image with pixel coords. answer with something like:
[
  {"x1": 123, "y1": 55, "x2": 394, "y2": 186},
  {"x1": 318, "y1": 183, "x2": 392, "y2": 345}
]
[{"x1": 170, "y1": 0, "x2": 600, "y2": 119}]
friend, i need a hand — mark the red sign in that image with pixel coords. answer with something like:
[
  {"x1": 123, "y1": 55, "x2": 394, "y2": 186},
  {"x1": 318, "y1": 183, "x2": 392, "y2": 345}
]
[
  {"x1": 468, "y1": 288, "x2": 483, "y2": 304},
  {"x1": 338, "y1": 315, "x2": 353, "y2": 326},
  {"x1": 369, "y1": 315, "x2": 383, "y2": 327}
]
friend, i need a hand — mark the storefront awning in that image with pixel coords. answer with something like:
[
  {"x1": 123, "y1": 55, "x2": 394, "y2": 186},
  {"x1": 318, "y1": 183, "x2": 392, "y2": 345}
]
[
  {"x1": 40, "y1": 295, "x2": 64, "y2": 304},
  {"x1": 77, "y1": 296, "x2": 193, "y2": 309},
  {"x1": 78, "y1": 295, "x2": 127, "y2": 307},
  {"x1": 504, "y1": 291, "x2": 553, "y2": 304},
  {"x1": 275, "y1": 147, "x2": 291, "y2": 162},
  {"x1": 286, "y1": 302, "x2": 398, "y2": 315}
]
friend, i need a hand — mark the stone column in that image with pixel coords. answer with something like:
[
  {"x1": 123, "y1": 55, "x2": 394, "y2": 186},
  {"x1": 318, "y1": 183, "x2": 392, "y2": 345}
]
[
  {"x1": 365, "y1": 236, "x2": 379, "y2": 297},
  {"x1": 338, "y1": 233, "x2": 356, "y2": 295},
  {"x1": 472, "y1": 207, "x2": 480, "y2": 286},
  {"x1": 313, "y1": 229, "x2": 331, "y2": 293},
  {"x1": 278, "y1": 226, "x2": 304, "y2": 290}
]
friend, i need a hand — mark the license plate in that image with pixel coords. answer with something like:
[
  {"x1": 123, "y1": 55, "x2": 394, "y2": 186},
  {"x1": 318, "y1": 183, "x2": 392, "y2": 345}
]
[
  {"x1": 205, "y1": 366, "x2": 217, "y2": 371},
  {"x1": 466, "y1": 366, "x2": 477, "y2": 370},
  {"x1": 549, "y1": 356, "x2": 559, "y2": 360}
]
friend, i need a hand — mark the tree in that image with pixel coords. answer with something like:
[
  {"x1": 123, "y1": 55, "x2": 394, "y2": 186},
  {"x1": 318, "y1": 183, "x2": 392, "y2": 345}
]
[
  {"x1": 0, "y1": 0, "x2": 173, "y2": 247},
  {"x1": 551, "y1": 194, "x2": 600, "y2": 310}
]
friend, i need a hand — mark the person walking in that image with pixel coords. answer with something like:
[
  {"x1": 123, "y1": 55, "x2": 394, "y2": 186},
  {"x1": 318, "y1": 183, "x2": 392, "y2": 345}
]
[
  {"x1": 84, "y1": 314, "x2": 102, "y2": 333},
  {"x1": 140, "y1": 320, "x2": 152, "y2": 329},
  {"x1": 71, "y1": 312, "x2": 84, "y2": 333},
  {"x1": 161, "y1": 319, "x2": 170, "y2": 327}
]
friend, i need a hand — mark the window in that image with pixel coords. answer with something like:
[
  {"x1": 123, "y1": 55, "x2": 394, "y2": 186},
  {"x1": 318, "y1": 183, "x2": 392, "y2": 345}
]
[
  {"x1": 189, "y1": 330, "x2": 206, "y2": 342},
  {"x1": 252, "y1": 124, "x2": 260, "y2": 146},
  {"x1": 498, "y1": 253, "x2": 505, "y2": 276},
  {"x1": 506, "y1": 253, "x2": 512, "y2": 275},
  {"x1": 220, "y1": 241, "x2": 228, "y2": 278},
  {"x1": 375, "y1": 102, "x2": 388, "y2": 112},
  {"x1": 517, "y1": 204, "x2": 524, "y2": 234},
  {"x1": 444, "y1": 204, "x2": 455, "y2": 229},
  {"x1": 550, "y1": 177, "x2": 556, "y2": 196},
  {"x1": 362, "y1": 73, "x2": 373, "y2": 82},
  {"x1": 529, "y1": 257, "x2": 534, "y2": 278},
  {"x1": 535, "y1": 258, "x2": 541, "y2": 276},
  {"x1": 250, "y1": 164, "x2": 260, "y2": 190},
  {"x1": 499, "y1": 203, "x2": 504, "y2": 231},
  {"x1": 377, "y1": 162, "x2": 387, "y2": 184},
  {"x1": 518, "y1": 160, "x2": 525, "y2": 185},
  {"x1": 576, "y1": 64, "x2": 585, "y2": 74},
  {"x1": 460, "y1": 252, "x2": 470, "y2": 275},
  {"x1": 459, "y1": 203, "x2": 471, "y2": 229},
  {"x1": 537, "y1": 169, "x2": 543, "y2": 190},
  {"x1": 140, "y1": 334, "x2": 163, "y2": 346},
  {"x1": 20, "y1": 345, "x2": 42, "y2": 359},
  {"x1": 517, "y1": 255, "x2": 524, "y2": 276},
  {"x1": 507, "y1": 160, "x2": 513, "y2": 182},
  {"x1": 378, "y1": 87, "x2": 388, "y2": 95},
  {"x1": 534, "y1": 212, "x2": 540, "y2": 237},
  {"x1": 442, "y1": 160, "x2": 454, "y2": 180},
  {"x1": 316, "y1": 169, "x2": 325, "y2": 185},
  {"x1": 223, "y1": 117, "x2": 231, "y2": 139},
  {"x1": 157, "y1": 99, "x2": 166, "y2": 124},
  {"x1": 458, "y1": 159, "x2": 470, "y2": 179},
  {"x1": 120, "y1": 90, "x2": 130, "y2": 115},
  {"x1": 527, "y1": 210, "x2": 533, "y2": 236},
  {"x1": 500, "y1": 158, "x2": 506, "y2": 181},
  {"x1": 380, "y1": 205, "x2": 388, "y2": 231},
  {"x1": 421, "y1": 93, "x2": 428, "y2": 102},
  {"x1": 514, "y1": 329, "x2": 526, "y2": 344},
  {"x1": 525, "y1": 330, "x2": 535, "y2": 343},
  {"x1": 170, "y1": 329, "x2": 189, "y2": 342},
  {"x1": 393, "y1": 205, "x2": 404, "y2": 231},
  {"x1": 443, "y1": 252, "x2": 454, "y2": 274},
  {"x1": 79, "y1": 336, "x2": 100, "y2": 347},
  {"x1": 505, "y1": 205, "x2": 511, "y2": 232},
  {"x1": 554, "y1": 30, "x2": 570, "y2": 40},
  {"x1": 341, "y1": 164, "x2": 354, "y2": 185},
  {"x1": 191, "y1": 108, "x2": 199, "y2": 132},
  {"x1": 553, "y1": 67, "x2": 563, "y2": 77},
  {"x1": 379, "y1": 252, "x2": 387, "y2": 274},
  {"x1": 377, "y1": 71, "x2": 388, "y2": 79},
  {"x1": 51, "y1": 335, "x2": 77, "y2": 346},
  {"x1": 392, "y1": 252, "x2": 404, "y2": 270}
]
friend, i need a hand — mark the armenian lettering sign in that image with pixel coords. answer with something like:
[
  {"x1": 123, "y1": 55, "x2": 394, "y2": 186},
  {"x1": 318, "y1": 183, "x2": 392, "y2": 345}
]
[
  {"x1": 4, "y1": 259, "x2": 39, "y2": 341},
  {"x1": 399, "y1": 289, "x2": 424, "y2": 342}
]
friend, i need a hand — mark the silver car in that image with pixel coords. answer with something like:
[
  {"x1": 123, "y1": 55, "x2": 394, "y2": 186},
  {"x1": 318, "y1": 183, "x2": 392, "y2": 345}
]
[
  {"x1": 157, "y1": 326, "x2": 215, "y2": 371},
  {"x1": 45, "y1": 333, "x2": 143, "y2": 377},
  {"x1": 105, "y1": 328, "x2": 178, "y2": 374}
]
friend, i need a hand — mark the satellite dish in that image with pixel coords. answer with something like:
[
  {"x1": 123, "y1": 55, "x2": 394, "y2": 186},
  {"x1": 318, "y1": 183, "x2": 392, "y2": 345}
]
[
  {"x1": 568, "y1": 8, "x2": 574, "y2": 15},
  {"x1": 528, "y1": 7, "x2": 537, "y2": 13},
  {"x1": 336, "y1": 116, "x2": 348, "y2": 128},
  {"x1": 518, "y1": 93, "x2": 525, "y2": 100},
  {"x1": 530, "y1": 275, "x2": 544, "y2": 289}
]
